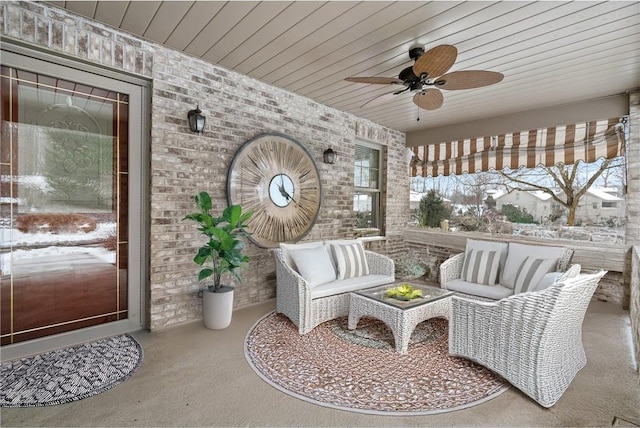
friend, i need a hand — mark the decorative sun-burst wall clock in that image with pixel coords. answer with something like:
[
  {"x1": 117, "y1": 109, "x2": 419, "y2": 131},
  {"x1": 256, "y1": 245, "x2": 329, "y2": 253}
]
[{"x1": 227, "y1": 133, "x2": 322, "y2": 248}]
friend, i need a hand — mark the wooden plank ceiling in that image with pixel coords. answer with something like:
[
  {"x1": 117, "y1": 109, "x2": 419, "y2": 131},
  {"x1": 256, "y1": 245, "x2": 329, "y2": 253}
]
[{"x1": 46, "y1": 1, "x2": 640, "y2": 134}]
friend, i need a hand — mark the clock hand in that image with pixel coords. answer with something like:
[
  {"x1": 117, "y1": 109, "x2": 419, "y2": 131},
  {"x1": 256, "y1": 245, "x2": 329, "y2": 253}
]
[
  {"x1": 277, "y1": 183, "x2": 299, "y2": 206},
  {"x1": 278, "y1": 183, "x2": 290, "y2": 200},
  {"x1": 279, "y1": 176, "x2": 294, "y2": 201}
]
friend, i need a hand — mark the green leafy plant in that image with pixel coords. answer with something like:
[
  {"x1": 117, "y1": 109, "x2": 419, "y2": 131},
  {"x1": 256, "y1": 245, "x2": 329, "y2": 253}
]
[
  {"x1": 184, "y1": 191, "x2": 253, "y2": 292},
  {"x1": 500, "y1": 203, "x2": 536, "y2": 224},
  {"x1": 385, "y1": 283, "x2": 423, "y2": 301},
  {"x1": 417, "y1": 190, "x2": 451, "y2": 228}
]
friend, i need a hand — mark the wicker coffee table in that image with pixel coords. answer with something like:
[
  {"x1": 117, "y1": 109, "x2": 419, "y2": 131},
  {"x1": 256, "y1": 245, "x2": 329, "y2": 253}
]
[{"x1": 348, "y1": 283, "x2": 453, "y2": 354}]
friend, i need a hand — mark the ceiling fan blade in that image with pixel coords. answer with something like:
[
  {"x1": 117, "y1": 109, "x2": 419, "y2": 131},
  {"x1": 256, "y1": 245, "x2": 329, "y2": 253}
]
[
  {"x1": 436, "y1": 70, "x2": 504, "y2": 90},
  {"x1": 361, "y1": 88, "x2": 408, "y2": 108},
  {"x1": 413, "y1": 89, "x2": 443, "y2": 111},
  {"x1": 412, "y1": 45, "x2": 457, "y2": 78},
  {"x1": 345, "y1": 76, "x2": 403, "y2": 85}
]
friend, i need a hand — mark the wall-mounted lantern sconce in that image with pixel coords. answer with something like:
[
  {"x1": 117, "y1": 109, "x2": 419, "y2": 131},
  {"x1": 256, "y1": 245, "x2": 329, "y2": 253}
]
[
  {"x1": 187, "y1": 105, "x2": 206, "y2": 134},
  {"x1": 323, "y1": 147, "x2": 336, "y2": 164}
]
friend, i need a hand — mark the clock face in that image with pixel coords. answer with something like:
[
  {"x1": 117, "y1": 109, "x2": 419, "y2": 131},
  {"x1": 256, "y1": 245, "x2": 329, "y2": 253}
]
[
  {"x1": 269, "y1": 174, "x2": 295, "y2": 208},
  {"x1": 227, "y1": 133, "x2": 322, "y2": 248}
]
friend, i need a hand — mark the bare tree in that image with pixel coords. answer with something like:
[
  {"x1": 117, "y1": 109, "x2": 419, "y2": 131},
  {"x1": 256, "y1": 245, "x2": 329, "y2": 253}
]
[
  {"x1": 598, "y1": 157, "x2": 625, "y2": 189},
  {"x1": 494, "y1": 157, "x2": 624, "y2": 226},
  {"x1": 451, "y1": 172, "x2": 496, "y2": 230}
]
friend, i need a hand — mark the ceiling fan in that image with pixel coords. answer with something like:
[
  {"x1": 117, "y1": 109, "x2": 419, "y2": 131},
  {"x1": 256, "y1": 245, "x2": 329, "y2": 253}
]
[{"x1": 345, "y1": 45, "x2": 504, "y2": 110}]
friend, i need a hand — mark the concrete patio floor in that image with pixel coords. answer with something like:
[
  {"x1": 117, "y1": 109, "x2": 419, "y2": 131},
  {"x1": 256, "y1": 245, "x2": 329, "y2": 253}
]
[{"x1": 1, "y1": 299, "x2": 639, "y2": 427}]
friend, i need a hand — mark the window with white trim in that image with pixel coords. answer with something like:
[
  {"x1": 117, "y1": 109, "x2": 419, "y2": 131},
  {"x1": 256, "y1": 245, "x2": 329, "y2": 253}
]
[{"x1": 354, "y1": 141, "x2": 382, "y2": 235}]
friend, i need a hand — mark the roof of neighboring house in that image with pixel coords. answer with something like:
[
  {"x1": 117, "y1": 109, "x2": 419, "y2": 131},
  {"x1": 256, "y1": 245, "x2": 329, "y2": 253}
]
[
  {"x1": 409, "y1": 192, "x2": 451, "y2": 203},
  {"x1": 492, "y1": 190, "x2": 553, "y2": 201},
  {"x1": 492, "y1": 187, "x2": 623, "y2": 202},
  {"x1": 586, "y1": 188, "x2": 623, "y2": 201}
]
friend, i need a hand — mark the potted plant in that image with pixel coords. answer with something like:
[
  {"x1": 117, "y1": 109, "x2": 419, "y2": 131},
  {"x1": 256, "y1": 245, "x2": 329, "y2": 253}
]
[{"x1": 184, "y1": 191, "x2": 253, "y2": 329}]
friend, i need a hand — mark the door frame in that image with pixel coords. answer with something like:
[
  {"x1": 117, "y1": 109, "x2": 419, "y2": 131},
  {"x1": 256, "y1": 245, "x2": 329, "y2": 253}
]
[{"x1": 1, "y1": 41, "x2": 150, "y2": 362}]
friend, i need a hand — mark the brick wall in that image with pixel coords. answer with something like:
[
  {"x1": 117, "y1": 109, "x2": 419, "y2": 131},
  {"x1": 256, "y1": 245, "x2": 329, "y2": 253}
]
[{"x1": 1, "y1": 1, "x2": 408, "y2": 331}]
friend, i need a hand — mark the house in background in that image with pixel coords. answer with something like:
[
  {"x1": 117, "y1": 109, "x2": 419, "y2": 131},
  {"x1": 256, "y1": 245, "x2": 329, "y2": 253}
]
[
  {"x1": 576, "y1": 188, "x2": 625, "y2": 224},
  {"x1": 493, "y1": 187, "x2": 625, "y2": 224},
  {"x1": 493, "y1": 190, "x2": 553, "y2": 223}
]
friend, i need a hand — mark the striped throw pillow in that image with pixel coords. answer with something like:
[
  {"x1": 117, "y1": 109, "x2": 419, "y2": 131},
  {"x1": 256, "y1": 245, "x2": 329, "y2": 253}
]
[
  {"x1": 461, "y1": 249, "x2": 500, "y2": 285},
  {"x1": 513, "y1": 257, "x2": 558, "y2": 294},
  {"x1": 330, "y1": 243, "x2": 370, "y2": 279}
]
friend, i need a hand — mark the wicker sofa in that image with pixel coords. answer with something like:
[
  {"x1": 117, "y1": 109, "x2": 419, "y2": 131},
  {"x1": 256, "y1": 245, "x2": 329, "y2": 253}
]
[
  {"x1": 440, "y1": 239, "x2": 577, "y2": 300},
  {"x1": 274, "y1": 239, "x2": 394, "y2": 334}
]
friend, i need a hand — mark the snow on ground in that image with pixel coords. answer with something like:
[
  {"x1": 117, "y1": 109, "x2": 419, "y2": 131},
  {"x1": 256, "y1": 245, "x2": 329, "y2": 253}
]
[
  {"x1": 0, "y1": 222, "x2": 115, "y2": 248},
  {"x1": 0, "y1": 175, "x2": 51, "y2": 191},
  {"x1": 1, "y1": 246, "x2": 116, "y2": 275},
  {"x1": 0, "y1": 222, "x2": 116, "y2": 274}
]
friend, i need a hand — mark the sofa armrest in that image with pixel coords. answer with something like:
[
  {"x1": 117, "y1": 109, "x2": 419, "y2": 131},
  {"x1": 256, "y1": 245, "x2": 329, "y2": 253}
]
[
  {"x1": 365, "y1": 250, "x2": 395, "y2": 278},
  {"x1": 557, "y1": 248, "x2": 574, "y2": 272},
  {"x1": 274, "y1": 249, "x2": 313, "y2": 330},
  {"x1": 440, "y1": 252, "x2": 465, "y2": 289},
  {"x1": 558, "y1": 263, "x2": 581, "y2": 281},
  {"x1": 449, "y1": 284, "x2": 564, "y2": 374}
]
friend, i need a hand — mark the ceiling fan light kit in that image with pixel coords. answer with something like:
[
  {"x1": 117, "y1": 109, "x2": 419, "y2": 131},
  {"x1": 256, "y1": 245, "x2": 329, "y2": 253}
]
[{"x1": 346, "y1": 44, "x2": 504, "y2": 111}]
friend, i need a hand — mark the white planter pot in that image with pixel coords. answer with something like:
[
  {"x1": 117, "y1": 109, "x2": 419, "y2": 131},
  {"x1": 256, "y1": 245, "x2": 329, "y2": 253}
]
[{"x1": 202, "y1": 286, "x2": 234, "y2": 330}]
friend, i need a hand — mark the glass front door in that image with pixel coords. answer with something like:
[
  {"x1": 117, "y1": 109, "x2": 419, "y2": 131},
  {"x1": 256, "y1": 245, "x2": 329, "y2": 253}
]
[{"x1": 1, "y1": 65, "x2": 132, "y2": 346}]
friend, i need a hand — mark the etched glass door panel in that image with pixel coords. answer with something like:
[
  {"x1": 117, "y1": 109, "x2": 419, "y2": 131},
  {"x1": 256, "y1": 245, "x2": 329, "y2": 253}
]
[{"x1": 1, "y1": 66, "x2": 129, "y2": 345}]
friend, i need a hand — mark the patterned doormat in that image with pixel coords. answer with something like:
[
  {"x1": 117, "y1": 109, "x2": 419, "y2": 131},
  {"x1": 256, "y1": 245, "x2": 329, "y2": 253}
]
[
  {"x1": 1, "y1": 334, "x2": 143, "y2": 407},
  {"x1": 244, "y1": 312, "x2": 509, "y2": 415}
]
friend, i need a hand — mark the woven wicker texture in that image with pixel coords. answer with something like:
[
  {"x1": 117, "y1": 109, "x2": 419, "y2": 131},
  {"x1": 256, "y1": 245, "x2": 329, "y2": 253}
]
[
  {"x1": 448, "y1": 270, "x2": 607, "y2": 407},
  {"x1": 274, "y1": 248, "x2": 394, "y2": 334},
  {"x1": 348, "y1": 293, "x2": 452, "y2": 354}
]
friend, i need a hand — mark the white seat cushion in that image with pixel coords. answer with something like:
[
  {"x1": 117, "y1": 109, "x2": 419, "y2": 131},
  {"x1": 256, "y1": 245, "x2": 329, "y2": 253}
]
[
  {"x1": 446, "y1": 279, "x2": 514, "y2": 300},
  {"x1": 500, "y1": 243, "x2": 566, "y2": 289},
  {"x1": 309, "y1": 274, "x2": 393, "y2": 299}
]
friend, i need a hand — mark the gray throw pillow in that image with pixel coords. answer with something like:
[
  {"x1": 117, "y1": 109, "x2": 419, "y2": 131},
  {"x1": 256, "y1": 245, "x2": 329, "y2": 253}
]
[
  {"x1": 513, "y1": 257, "x2": 558, "y2": 294},
  {"x1": 461, "y1": 249, "x2": 500, "y2": 286}
]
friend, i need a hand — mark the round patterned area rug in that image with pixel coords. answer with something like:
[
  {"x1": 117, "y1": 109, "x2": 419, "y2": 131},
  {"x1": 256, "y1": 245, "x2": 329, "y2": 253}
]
[
  {"x1": 245, "y1": 312, "x2": 508, "y2": 415},
  {"x1": 1, "y1": 334, "x2": 143, "y2": 407}
]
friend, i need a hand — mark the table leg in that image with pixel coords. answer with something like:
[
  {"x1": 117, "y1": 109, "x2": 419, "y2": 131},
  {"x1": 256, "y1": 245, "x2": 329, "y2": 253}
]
[
  {"x1": 348, "y1": 312, "x2": 360, "y2": 330},
  {"x1": 395, "y1": 319, "x2": 419, "y2": 354}
]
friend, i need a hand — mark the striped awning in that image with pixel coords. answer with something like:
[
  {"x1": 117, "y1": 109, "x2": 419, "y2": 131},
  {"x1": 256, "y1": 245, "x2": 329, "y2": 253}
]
[{"x1": 410, "y1": 118, "x2": 626, "y2": 177}]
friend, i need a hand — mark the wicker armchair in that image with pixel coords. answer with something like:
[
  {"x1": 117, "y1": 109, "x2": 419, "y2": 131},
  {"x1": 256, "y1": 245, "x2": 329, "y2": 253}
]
[
  {"x1": 448, "y1": 270, "x2": 607, "y2": 407},
  {"x1": 274, "y1": 248, "x2": 394, "y2": 334}
]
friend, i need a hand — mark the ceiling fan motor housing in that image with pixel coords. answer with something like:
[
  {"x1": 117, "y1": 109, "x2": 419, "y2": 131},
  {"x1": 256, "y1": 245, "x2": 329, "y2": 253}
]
[
  {"x1": 408, "y1": 47, "x2": 425, "y2": 61},
  {"x1": 398, "y1": 66, "x2": 422, "y2": 91}
]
